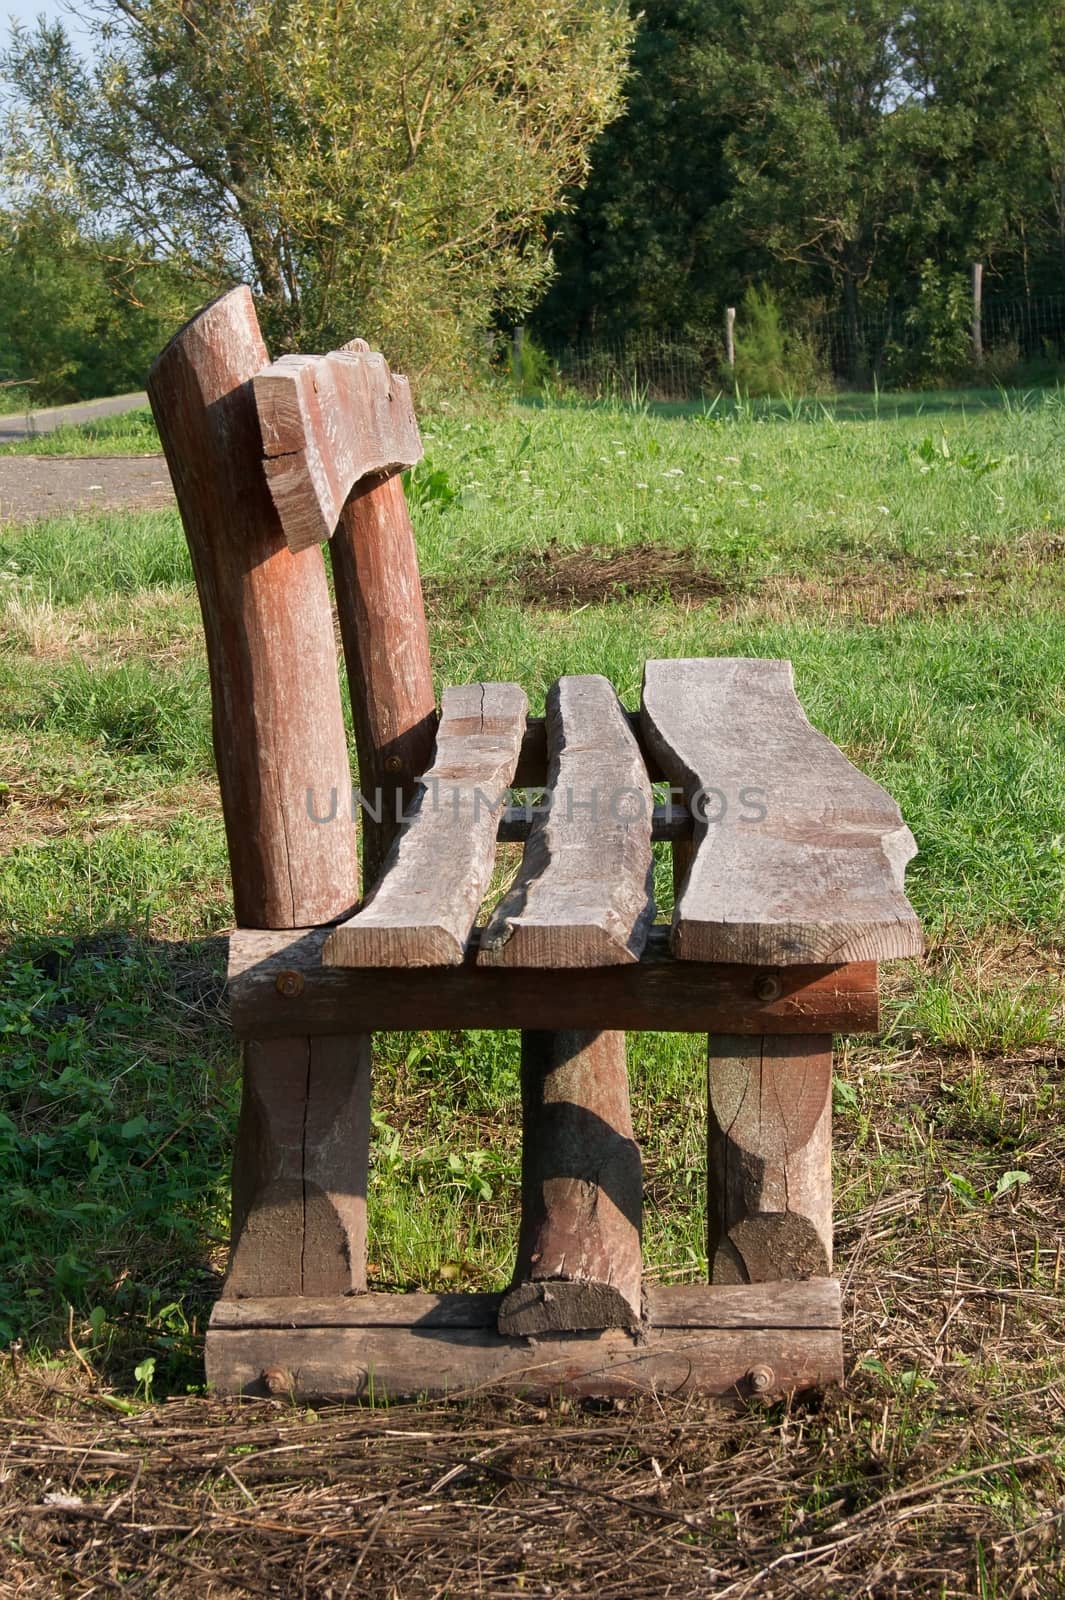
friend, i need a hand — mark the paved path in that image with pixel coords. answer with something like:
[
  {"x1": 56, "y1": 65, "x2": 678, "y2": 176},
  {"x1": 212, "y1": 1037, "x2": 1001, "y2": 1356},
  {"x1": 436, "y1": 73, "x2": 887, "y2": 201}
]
[
  {"x1": 0, "y1": 392, "x2": 178, "y2": 524},
  {"x1": 0, "y1": 455, "x2": 174, "y2": 524},
  {"x1": 0, "y1": 391, "x2": 150, "y2": 445}
]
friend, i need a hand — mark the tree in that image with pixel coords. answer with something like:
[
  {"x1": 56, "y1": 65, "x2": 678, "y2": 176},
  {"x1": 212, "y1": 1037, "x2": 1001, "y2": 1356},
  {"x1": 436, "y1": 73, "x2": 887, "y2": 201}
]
[
  {"x1": 2, "y1": 0, "x2": 633, "y2": 378},
  {"x1": 0, "y1": 201, "x2": 200, "y2": 400},
  {"x1": 534, "y1": 0, "x2": 738, "y2": 346}
]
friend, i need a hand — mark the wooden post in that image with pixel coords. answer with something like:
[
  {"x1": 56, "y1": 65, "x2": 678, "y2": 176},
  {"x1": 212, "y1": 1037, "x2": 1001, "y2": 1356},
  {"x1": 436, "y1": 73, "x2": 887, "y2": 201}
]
[
  {"x1": 498, "y1": 1029, "x2": 643, "y2": 1334},
  {"x1": 147, "y1": 288, "x2": 371, "y2": 1298},
  {"x1": 972, "y1": 262, "x2": 984, "y2": 365},
  {"x1": 512, "y1": 324, "x2": 525, "y2": 381},
  {"x1": 707, "y1": 1036, "x2": 833, "y2": 1283},
  {"x1": 725, "y1": 306, "x2": 736, "y2": 369},
  {"x1": 332, "y1": 471, "x2": 437, "y2": 887}
]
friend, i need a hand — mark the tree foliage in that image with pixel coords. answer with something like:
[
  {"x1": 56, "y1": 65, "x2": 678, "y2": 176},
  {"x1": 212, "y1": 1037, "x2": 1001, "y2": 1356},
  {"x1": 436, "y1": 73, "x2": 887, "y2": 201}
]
[
  {"x1": 2, "y1": 0, "x2": 633, "y2": 378},
  {"x1": 538, "y1": 0, "x2": 1065, "y2": 377},
  {"x1": 0, "y1": 201, "x2": 200, "y2": 401}
]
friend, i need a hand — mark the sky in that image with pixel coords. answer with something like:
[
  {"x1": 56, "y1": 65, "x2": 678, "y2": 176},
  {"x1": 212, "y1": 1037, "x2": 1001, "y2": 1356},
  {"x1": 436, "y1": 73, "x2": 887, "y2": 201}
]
[{"x1": 3, "y1": 0, "x2": 94, "y2": 48}]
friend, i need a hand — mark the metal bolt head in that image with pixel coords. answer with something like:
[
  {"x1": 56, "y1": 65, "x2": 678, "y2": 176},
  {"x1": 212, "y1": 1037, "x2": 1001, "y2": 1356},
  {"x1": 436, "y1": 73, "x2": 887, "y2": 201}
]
[
  {"x1": 275, "y1": 969, "x2": 305, "y2": 998},
  {"x1": 384, "y1": 756, "x2": 403, "y2": 774},
  {"x1": 753, "y1": 972, "x2": 782, "y2": 1002},
  {"x1": 747, "y1": 1364, "x2": 775, "y2": 1394}
]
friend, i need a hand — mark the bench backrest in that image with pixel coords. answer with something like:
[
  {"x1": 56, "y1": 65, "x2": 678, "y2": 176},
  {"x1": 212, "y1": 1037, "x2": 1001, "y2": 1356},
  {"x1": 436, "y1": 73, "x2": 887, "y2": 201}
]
[{"x1": 147, "y1": 288, "x2": 436, "y2": 927}]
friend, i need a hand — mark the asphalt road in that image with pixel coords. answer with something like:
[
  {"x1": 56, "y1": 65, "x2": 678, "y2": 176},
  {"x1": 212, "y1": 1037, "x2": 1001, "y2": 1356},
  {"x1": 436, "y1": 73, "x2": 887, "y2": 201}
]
[{"x1": 0, "y1": 391, "x2": 150, "y2": 445}]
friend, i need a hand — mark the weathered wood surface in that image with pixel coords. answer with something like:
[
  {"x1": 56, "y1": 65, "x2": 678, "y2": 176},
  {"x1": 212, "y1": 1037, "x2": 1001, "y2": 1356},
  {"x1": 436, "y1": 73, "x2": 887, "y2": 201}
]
[
  {"x1": 499, "y1": 1030, "x2": 643, "y2": 1335},
  {"x1": 206, "y1": 1282, "x2": 843, "y2": 1401},
  {"x1": 225, "y1": 1036, "x2": 371, "y2": 1297},
  {"x1": 149, "y1": 291, "x2": 370, "y2": 1302},
  {"x1": 480, "y1": 676, "x2": 654, "y2": 967},
  {"x1": 253, "y1": 344, "x2": 422, "y2": 553},
  {"x1": 514, "y1": 708, "x2": 662, "y2": 786},
  {"x1": 229, "y1": 927, "x2": 879, "y2": 1035},
  {"x1": 641, "y1": 657, "x2": 924, "y2": 965},
  {"x1": 211, "y1": 1279, "x2": 841, "y2": 1330},
  {"x1": 147, "y1": 287, "x2": 359, "y2": 930},
  {"x1": 324, "y1": 683, "x2": 528, "y2": 967},
  {"x1": 707, "y1": 1036, "x2": 834, "y2": 1284},
  {"x1": 332, "y1": 469, "x2": 437, "y2": 887}
]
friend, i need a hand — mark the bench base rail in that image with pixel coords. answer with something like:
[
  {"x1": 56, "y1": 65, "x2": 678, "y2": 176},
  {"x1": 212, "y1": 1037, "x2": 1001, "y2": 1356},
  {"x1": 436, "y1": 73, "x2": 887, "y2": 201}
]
[{"x1": 205, "y1": 1281, "x2": 842, "y2": 1403}]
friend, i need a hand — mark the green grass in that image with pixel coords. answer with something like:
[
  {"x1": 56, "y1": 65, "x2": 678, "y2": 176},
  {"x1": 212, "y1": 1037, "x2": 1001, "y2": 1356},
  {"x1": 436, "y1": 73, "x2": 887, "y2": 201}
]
[
  {"x1": 0, "y1": 406, "x2": 159, "y2": 455},
  {"x1": 0, "y1": 389, "x2": 1062, "y2": 1388}
]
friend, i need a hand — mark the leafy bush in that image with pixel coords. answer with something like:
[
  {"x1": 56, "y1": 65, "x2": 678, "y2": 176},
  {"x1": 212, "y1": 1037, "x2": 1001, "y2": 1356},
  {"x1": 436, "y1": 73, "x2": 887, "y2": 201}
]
[
  {"x1": 882, "y1": 261, "x2": 974, "y2": 389},
  {"x1": 732, "y1": 286, "x2": 828, "y2": 397}
]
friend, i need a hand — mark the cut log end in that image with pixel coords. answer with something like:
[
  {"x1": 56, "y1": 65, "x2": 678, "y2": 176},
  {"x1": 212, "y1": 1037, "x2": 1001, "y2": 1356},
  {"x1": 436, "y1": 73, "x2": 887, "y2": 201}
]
[
  {"x1": 674, "y1": 913, "x2": 925, "y2": 966},
  {"x1": 323, "y1": 921, "x2": 466, "y2": 968},
  {"x1": 477, "y1": 920, "x2": 643, "y2": 968},
  {"x1": 712, "y1": 1214, "x2": 833, "y2": 1285},
  {"x1": 498, "y1": 1279, "x2": 643, "y2": 1336}
]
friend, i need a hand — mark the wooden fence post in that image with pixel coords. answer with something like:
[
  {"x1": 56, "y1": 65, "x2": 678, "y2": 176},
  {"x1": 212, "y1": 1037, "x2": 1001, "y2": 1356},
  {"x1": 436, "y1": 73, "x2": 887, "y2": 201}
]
[
  {"x1": 972, "y1": 262, "x2": 984, "y2": 366},
  {"x1": 147, "y1": 288, "x2": 371, "y2": 1298},
  {"x1": 725, "y1": 306, "x2": 737, "y2": 369}
]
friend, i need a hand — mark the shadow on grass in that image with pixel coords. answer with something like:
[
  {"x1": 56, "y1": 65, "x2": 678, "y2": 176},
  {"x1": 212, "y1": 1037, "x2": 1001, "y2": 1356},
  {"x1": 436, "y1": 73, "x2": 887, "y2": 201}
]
[
  {"x1": 517, "y1": 383, "x2": 1061, "y2": 424},
  {"x1": 0, "y1": 929, "x2": 235, "y2": 1392}
]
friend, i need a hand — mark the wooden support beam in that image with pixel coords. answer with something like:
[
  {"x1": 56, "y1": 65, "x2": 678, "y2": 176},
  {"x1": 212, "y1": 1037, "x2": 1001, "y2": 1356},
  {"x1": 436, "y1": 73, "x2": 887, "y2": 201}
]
[
  {"x1": 205, "y1": 1281, "x2": 843, "y2": 1401},
  {"x1": 147, "y1": 288, "x2": 358, "y2": 931},
  {"x1": 331, "y1": 470, "x2": 437, "y2": 887},
  {"x1": 707, "y1": 1036, "x2": 834, "y2": 1283},
  {"x1": 227, "y1": 1036, "x2": 371, "y2": 1296},
  {"x1": 147, "y1": 290, "x2": 369, "y2": 1301},
  {"x1": 499, "y1": 1030, "x2": 643, "y2": 1334},
  {"x1": 228, "y1": 927, "x2": 880, "y2": 1036}
]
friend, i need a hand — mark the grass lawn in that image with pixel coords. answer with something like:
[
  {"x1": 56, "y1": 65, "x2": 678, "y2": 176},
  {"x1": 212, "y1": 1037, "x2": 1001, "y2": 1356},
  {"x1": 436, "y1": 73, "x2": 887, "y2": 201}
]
[{"x1": 0, "y1": 388, "x2": 1062, "y2": 1595}]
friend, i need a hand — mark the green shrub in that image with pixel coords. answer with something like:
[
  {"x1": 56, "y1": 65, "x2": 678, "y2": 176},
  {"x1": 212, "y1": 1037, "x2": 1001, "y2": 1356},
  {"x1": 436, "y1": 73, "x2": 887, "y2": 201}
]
[
  {"x1": 732, "y1": 286, "x2": 828, "y2": 397},
  {"x1": 882, "y1": 261, "x2": 974, "y2": 389}
]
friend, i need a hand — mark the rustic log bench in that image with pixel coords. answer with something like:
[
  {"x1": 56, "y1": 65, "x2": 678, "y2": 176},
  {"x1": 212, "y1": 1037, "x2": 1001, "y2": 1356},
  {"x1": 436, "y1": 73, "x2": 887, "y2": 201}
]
[{"x1": 148, "y1": 288, "x2": 923, "y2": 1404}]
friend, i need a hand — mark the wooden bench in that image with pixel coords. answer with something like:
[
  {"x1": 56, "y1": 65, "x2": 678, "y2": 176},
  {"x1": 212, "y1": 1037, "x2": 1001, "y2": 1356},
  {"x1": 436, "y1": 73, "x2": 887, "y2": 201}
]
[{"x1": 148, "y1": 288, "x2": 922, "y2": 1404}]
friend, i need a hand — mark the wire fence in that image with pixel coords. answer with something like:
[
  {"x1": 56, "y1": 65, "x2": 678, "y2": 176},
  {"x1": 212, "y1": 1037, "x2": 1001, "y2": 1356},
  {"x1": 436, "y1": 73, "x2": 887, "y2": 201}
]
[{"x1": 539, "y1": 292, "x2": 1065, "y2": 398}]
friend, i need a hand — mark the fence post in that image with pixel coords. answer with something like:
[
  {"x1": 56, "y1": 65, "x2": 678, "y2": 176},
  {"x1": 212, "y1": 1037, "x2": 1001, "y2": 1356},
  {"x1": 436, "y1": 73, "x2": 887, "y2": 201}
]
[
  {"x1": 725, "y1": 306, "x2": 736, "y2": 369},
  {"x1": 972, "y1": 263, "x2": 984, "y2": 365}
]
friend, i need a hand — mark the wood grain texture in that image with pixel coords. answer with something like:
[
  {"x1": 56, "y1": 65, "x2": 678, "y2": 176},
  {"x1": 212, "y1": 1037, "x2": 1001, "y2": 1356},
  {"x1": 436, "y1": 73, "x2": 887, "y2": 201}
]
[
  {"x1": 331, "y1": 470, "x2": 437, "y2": 887},
  {"x1": 253, "y1": 345, "x2": 422, "y2": 552},
  {"x1": 479, "y1": 676, "x2": 654, "y2": 967},
  {"x1": 707, "y1": 1036, "x2": 833, "y2": 1284},
  {"x1": 147, "y1": 288, "x2": 359, "y2": 929},
  {"x1": 229, "y1": 927, "x2": 880, "y2": 1035},
  {"x1": 224, "y1": 1034, "x2": 371, "y2": 1297},
  {"x1": 205, "y1": 1283, "x2": 843, "y2": 1400},
  {"x1": 149, "y1": 291, "x2": 369, "y2": 1303},
  {"x1": 641, "y1": 657, "x2": 924, "y2": 965},
  {"x1": 211, "y1": 1279, "x2": 841, "y2": 1331},
  {"x1": 324, "y1": 683, "x2": 529, "y2": 967},
  {"x1": 499, "y1": 1030, "x2": 643, "y2": 1335}
]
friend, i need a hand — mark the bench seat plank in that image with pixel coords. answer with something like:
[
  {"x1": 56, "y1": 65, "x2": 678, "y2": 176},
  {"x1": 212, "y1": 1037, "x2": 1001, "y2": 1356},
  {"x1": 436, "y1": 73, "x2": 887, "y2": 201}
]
[
  {"x1": 254, "y1": 345, "x2": 422, "y2": 553},
  {"x1": 641, "y1": 658, "x2": 924, "y2": 965},
  {"x1": 479, "y1": 675, "x2": 654, "y2": 967},
  {"x1": 323, "y1": 682, "x2": 528, "y2": 967}
]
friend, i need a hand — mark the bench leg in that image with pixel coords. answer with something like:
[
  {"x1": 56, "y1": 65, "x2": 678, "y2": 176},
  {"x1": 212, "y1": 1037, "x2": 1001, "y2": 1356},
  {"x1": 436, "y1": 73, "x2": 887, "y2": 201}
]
[
  {"x1": 222, "y1": 1035, "x2": 371, "y2": 1297},
  {"x1": 498, "y1": 1029, "x2": 643, "y2": 1334},
  {"x1": 707, "y1": 1035, "x2": 833, "y2": 1283}
]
